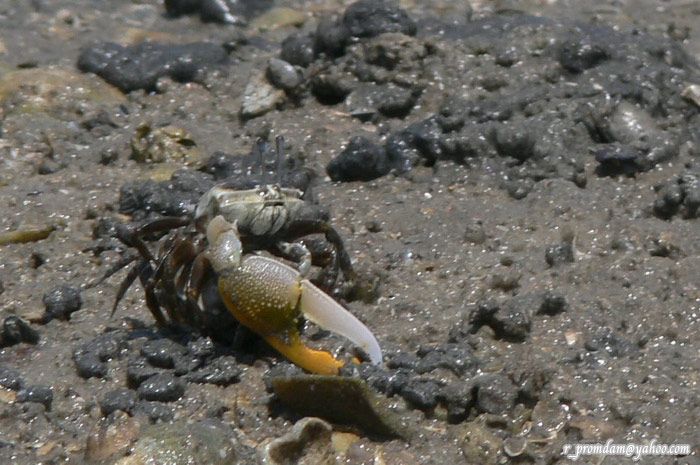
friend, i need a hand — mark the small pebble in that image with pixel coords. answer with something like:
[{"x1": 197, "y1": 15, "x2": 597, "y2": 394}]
[
  {"x1": 186, "y1": 356, "x2": 242, "y2": 386},
  {"x1": 558, "y1": 38, "x2": 610, "y2": 73},
  {"x1": 187, "y1": 336, "x2": 216, "y2": 359},
  {"x1": 415, "y1": 343, "x2": 479, "y2": 376},
  {"x1": 681, "y1": 84, "x2": 700, "y2": 108},
  {"x1": 314, "y1": 16, "x2": 350, "y2": 57},
  {"x1": 653, "y1": 182, "x2": 684, "y2": 219},
  {"x1": 340, "y1": 362, "x2": 409, "y2": 397},
  {"x1": 490, "y1": 270, "x2": 521, "y2": 291},
  {"x1": 132, "y1": 401, "x2": 175, "y2": 422},
  {"x1": 17, "y1": 384, "x2": 53, "y2": 410},
  {"x1": 545, "y1": 241, "x2": 574, "y2": 266},
  {"x1": 73, "y1": 332, "x2": 127, "y2": 379},
  {"x1": 474, "y1": 374, "x2": 517, "y2": 415},
  {"x1": 342, "y1": 0, "x2": 416, "y2": 39},
  {"x1": 77, "y1": 332, "x2": 126, "y2": 361},
  {"x1": 439, "y1": 381, "x2": 474, "y2": 422},
  {"x1": 37, "y1": 159, "x2": 63, "y2": 175},
  {"x1": 280, "y1": 33, "x2": 315, "y2": 67},
  {"x1": 267, "y1": 58, "x2": 302, "y2": 90},
  {"x1": 386, "y1": 352, "x2": 420, "y2": 371},
  {"x1": 137, "y1": 373, "x2": 185, "y2": 402},
  {"x1": 538, "y1": 291, "x2": 569, "y2": 315},
  {"x1": 100, "y1": 388, "x2": 138, "y2": 416},
  {"x1": 504, "y1": 179, "x2": 534, "y2": 200},
  {"x1": 326, "y1": 136, "x2": 390, "y2": 182},
  {"x1": 400, "y1": 378, "x2": 439, "y2": 410},
  {"x1": 584, "y1": 329, "x2": 639, "y2": 358},
  {"x1": 29, "y1": 251, "x2": 47, "y2": 269},
  {"x1": 240, "y1": 71, "x2": 286, "y2": 119},
  {"x1": 141, "y1": 339, "x2": 186, "y2": 369},
  {"x1": 74, "y1": 353, "x2": 107, "y2": 379},
  {"x1": 464, "y1": 299, "x2": 500, "y2": 330},
  {"x1": 377, "y1": 85, "x2": 417, "y2": 118},
  {"x1": 42, "y1": 285, "x2": 82, "y2": 321},
  {"x1": 0, "y1": 315, "x2": 40, "y2": 347},
  {"x1": 0, "y1": 365, "x2": 23, "y2": 390},
  {"x1": 493, "y1": 299, "x2": 534, "y2": 341},
  {"x1": 365, "y1": 220, "x2": 382, "y2": 233},
  {"x1": 127, "y1": 357, "x2": 167, "y2": 389},
  {"x1": 464, "y1": 220, "x2": 486, "y2": 245}
]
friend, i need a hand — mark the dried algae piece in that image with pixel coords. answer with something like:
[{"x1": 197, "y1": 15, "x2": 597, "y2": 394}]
[
  {"x1": 0, "y1": 224, "x2": 55, "y2": 245},
  {"x1": 271, "y1": 374, "x2": 411, "y2": 440}
]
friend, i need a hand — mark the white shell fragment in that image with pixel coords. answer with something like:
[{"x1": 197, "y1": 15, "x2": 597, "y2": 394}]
[
  {"x1": 681, "y1": 84, "x2": 700, "y2": 108},
  {"x1": 300, "y1": 280, "x2": 383, "y2": 365}
]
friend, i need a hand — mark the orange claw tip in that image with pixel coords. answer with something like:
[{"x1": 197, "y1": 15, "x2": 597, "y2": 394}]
[
  {"x1": 299, "y1": 279, "x2": 382, "y2": 366},
  {"x1": 264, "y1": 333, "x2": 345, "y2": 375}
]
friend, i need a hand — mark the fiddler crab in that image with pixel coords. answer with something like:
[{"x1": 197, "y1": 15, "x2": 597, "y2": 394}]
[{"x1": 108, "y1": 137, "x2": 382, "y2": 375}]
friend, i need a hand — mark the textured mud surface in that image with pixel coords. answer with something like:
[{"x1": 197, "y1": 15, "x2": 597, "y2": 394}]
[{"x1": 0, "y1": 1, "x2": 699, "y2": 463}]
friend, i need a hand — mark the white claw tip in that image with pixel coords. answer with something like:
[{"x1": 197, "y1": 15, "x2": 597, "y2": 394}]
[{"x1": 299, "y1": 280, "x2": 382, "y2": 365}]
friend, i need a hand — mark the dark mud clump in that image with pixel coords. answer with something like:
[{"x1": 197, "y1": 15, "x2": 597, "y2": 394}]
[
  {"x1": 77, "y1": 41, "x2": 229, "y2": 92},
  {"x1": 326, "y1": 136, "x2": 392, "y2": 182},
  {"x1": 0, "y1": 314, "x2": 40, "y2": 347},
  {"x1": 652, "y1": 172, "x2": 700, "y2": 219},
  {"x1": 41, "y1": 285, "x2": 82, "y2": 322}
]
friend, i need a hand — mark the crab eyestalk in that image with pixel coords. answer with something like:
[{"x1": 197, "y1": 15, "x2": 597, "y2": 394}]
[{"x1": 207, "y1": 215, "x2": 382, "y2": 374}]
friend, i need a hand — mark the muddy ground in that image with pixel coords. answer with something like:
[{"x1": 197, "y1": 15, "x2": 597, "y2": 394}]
[{"x1": 0, "y1": 0, "x2": 699, "y2": 464}]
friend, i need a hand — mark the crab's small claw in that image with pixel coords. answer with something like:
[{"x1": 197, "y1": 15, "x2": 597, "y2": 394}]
[{"x1": 216, "y1": 254, "x2": 382, "y2": 374}]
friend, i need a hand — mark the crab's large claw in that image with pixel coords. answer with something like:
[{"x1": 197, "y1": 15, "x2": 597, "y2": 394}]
[{"x1": 216, "y1": 254, "x2": 382, "y2": 375}]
